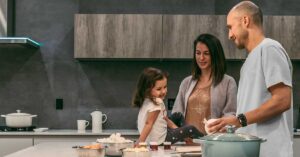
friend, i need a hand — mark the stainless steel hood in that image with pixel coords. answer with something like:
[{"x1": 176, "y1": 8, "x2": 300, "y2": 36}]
[
  {"x1": 0, "y1": 0, "x2": 40, "y2": 49},
  {"x1": 0, "y1": 37, "x2": 40, "y2": 48}
]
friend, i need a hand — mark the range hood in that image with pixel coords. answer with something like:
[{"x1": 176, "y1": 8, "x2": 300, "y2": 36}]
[
  {"x1": 0, "y1": 0, "x2": 40, "y2": 49},
  {"x1": 0, "y1": 37, "x2": 40, "y2": 48}
]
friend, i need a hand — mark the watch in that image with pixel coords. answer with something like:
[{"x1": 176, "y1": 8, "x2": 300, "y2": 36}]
[{"x1": 237, "y1": 113, "x2": 247, "y2": 127}]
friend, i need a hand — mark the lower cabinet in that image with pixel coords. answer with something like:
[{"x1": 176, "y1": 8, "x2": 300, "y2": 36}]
[
  {"x1": 33, "y1": 134, "x2": 138, "y2": 145},
  {"x1": 0, "y1": 137, "x2": 33, "y2": 157},
  {"x1": 294, "y1": 137, "x2": 300, "y2": 157}
]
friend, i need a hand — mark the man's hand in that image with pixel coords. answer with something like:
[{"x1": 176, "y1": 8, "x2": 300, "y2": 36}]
[{"x1": 206, "y1": 116, "x2": 241, "y2": 133}]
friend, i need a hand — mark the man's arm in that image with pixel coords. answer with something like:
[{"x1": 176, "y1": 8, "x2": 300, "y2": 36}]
[{"x1": 245, "y1": 82, "x2": 291, "y2": 124}]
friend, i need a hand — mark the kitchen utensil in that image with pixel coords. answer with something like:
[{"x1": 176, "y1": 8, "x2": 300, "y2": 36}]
[
  {"x1": 194, "y1": 125, "x2": 266, "y2": 157},
  {"x1": 91, "y1": 110, "x2": 107, "y2": 133},
  {"x1": 1, "y1": 110, "x2": 37, "y2": 128}
]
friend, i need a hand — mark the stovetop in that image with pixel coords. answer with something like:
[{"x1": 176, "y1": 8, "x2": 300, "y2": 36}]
[{"x1": 0, "y1": 126, "x2": 36, "y2": 132}]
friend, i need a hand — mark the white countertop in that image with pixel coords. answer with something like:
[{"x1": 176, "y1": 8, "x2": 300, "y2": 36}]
[
  {"x1": 0, "y1": 129, "x2": 139, "y2": 136},
  {"x1": 4, "y1": 142, "x2": 186, "y2": 157}
]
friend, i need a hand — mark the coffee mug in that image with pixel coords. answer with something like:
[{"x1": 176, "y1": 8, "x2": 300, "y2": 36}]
[{"x1": 77, "y1": 120, "x2": 89, "y2": 132}]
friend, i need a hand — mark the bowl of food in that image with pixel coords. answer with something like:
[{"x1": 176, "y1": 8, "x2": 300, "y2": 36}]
[
  {"x1": 122, "y1": 147, "x2": 150, "y2": 157},
  {"x1": 97, "y1": 133, "x2": 134, "y2": 156},
  {"x1": 75, "y1": 143, "x2": 105, "y2": 157}
]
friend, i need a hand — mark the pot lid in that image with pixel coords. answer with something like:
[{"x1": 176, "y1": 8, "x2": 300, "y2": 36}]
[
  {"x1": 7, "y1": 110, "x2": 31, "y2": 116},
  {"x1": 201, "y1": 125, "x2": 263, "y2": 142}
]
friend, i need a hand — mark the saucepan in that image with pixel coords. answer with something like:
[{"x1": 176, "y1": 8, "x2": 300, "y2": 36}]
[
  {"x1": 1, "y1": 110, "x2": 37, "y2": 128},
  {"x1": 194, "y1": 125, "x2": 266, "y2": 157}
]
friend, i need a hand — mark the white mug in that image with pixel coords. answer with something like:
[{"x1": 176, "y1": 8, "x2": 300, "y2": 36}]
[{"x1": 77, "y1": 120, "x2": 89, "y2": 132}]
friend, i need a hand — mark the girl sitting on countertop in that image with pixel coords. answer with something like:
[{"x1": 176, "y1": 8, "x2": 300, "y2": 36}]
[{"x1": 132, "y1": 67, "x2": 203, "y2": 146}]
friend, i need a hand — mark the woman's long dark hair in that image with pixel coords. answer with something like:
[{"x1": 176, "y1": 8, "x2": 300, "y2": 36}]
[
  {"x1": 132, "y1": 67, "x2": 168, "y2": 108},
  {"x1": 192, "y1": 34, "x2": 226, "y2": 86}
]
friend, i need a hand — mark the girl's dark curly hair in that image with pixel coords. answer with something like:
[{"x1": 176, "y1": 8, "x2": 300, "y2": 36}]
[{"x1": 132, "y1": 67, "x2": 168, "y2": 108}]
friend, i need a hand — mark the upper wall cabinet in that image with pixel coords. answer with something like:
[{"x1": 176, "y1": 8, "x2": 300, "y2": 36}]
[
  {"x1": 75, "y1": 14, "x2": 162, "y2": 59},
  {"x1": 263, "y1": 16, "x2": 300, "y2": 59},
  {"x1": 75, "y1": 14, "x2": 300, "y2": 59},
  {"x1": 162, "y1": 15, "x2": 246, "y2": 59}
]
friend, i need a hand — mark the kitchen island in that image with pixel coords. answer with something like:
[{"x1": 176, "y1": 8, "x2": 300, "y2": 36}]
[
  {"x1": 4, "y1": 142, "x2": 193, "y2": 157},
  {"x1": 0, "y1": 129, "x2": 139, "y2": 156}
]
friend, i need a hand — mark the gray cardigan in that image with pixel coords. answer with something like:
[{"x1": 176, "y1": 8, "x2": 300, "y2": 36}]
[{"x1": 172, "y1": 74, "x2": 237, "y2": 118}]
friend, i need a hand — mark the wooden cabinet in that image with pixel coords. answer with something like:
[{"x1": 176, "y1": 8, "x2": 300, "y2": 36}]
[
  {"x1": 75, "y1": 14, "x2": 300, "y2": 59},
  {"x1": 294, "y1": 136, "x2": 300, "y2": 157},
  {"x1": 0, "y1": 137, "x2": 33, "y2": 156},
  {"x1": 162, "y1": 15, "x2": 246, "y2": 59},
  {"x1": 263, "y1": 16, "x2": 300, "y2": 59},
  {"x1": 75, "y1": 14, "x2": 162, "y2": 59}
]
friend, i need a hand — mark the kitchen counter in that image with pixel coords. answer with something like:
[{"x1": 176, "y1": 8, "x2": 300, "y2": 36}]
[
  {"x1": 293, "y1": 132, "x2": 300, "y2": 136},
  {"x1": 0, "y1": 129, "x2": 139, "y2": 136},
  {"x1": 2, "y1": 129, "x2": 300, "y2": 136},
  {"x1": 0, "y1": 129, "x2": 140, "y2": 156},
  {"x1": 4, "y1": 142, "x2": 188, "y2": 157}
]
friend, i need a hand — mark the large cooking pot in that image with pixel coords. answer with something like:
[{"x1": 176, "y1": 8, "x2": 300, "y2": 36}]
[
  {"x1": 1, "y1": 110, "x2": 37, "y2": 127},
  {"x1": 195, "y1": 125, "x2": 266, "y2": 157}
]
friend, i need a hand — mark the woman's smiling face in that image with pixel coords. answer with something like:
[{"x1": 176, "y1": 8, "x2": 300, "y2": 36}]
[{"x1": 195, "y1": 42, "x2": 211, "y2": 71}]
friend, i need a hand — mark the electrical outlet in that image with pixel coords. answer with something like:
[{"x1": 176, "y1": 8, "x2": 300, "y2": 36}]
[{"x1": 56, "y1": 98, "x2": 63, "y2": 110}]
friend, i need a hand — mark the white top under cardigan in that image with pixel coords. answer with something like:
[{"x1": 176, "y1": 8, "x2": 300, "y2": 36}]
[{"x1": 172, "y1": 74, "x2": 237, "y2": 118}]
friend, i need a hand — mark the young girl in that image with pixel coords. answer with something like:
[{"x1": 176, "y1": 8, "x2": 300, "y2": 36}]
[{"x1": 132, "y1": 67, "x2": 203, "y2": 145}]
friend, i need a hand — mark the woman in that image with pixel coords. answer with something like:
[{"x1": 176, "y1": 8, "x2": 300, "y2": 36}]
[{"x1": 172, "y1": 34, "x2": 237, "y2": 135}]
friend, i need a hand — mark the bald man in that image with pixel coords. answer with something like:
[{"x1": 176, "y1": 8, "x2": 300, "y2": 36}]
[{"x1": 207, "y1": 1, "x2": 293, "y2": 157}]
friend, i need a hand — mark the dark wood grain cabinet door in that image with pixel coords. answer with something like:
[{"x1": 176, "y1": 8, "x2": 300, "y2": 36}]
[
  {"x1": 162, "y1": 15, "x2": 246, "y2": 59},
  {"x1": 75, "y1": 14, "x2": 299, "y2": 59},
  {"x1": 75, "y1": 14, "x2": 162, "y2": 59},
  {"x1": 264, "y1": 16, "x2": 300, "y2": 59}
]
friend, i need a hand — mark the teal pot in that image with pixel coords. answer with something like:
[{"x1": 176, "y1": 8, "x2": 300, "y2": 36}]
[{"x1": 195, "y1": 126, "x2": 266, "y2": 157}]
